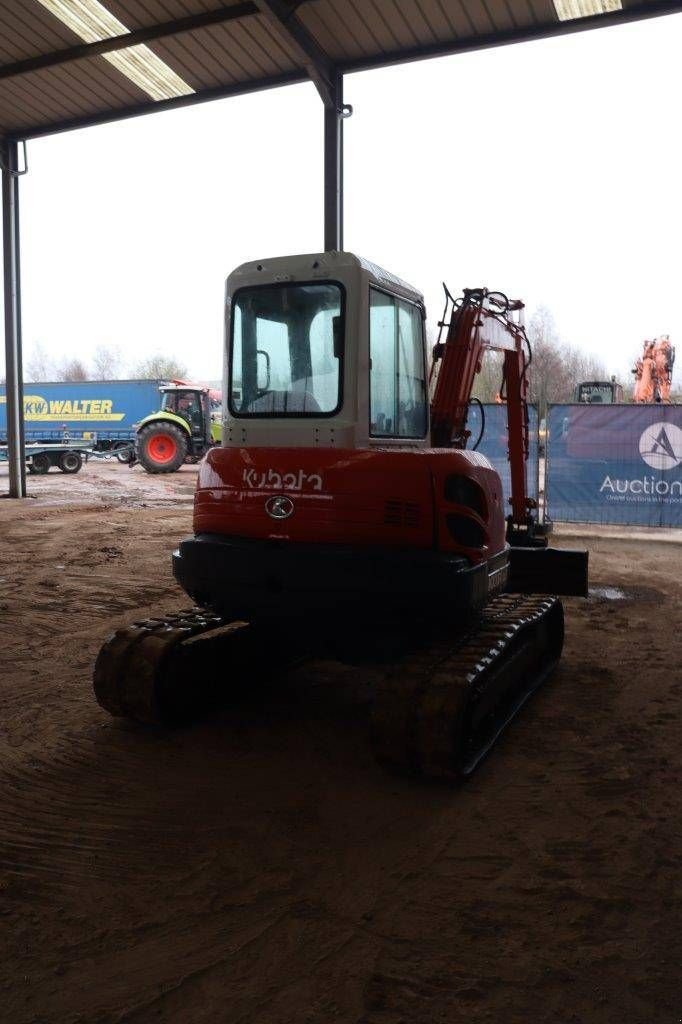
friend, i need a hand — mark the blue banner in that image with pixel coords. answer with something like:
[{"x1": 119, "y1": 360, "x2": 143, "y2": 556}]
[
  {"x1": 467, "y1": 403, "x2": 539, "y2": 505},
  {"x1": 547, "y1": 404, "x2": 682, "y2": 526}
]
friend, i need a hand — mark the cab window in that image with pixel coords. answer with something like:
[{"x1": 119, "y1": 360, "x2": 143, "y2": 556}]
[
  {"x1": 230, "y1": 282, "x2": 343, "y2": 417},
  {"x1": 369, "y1": 289, "x2": 427, "y2": 438}
]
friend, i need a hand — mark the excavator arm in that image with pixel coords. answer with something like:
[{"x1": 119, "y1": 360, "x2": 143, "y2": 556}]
[{"x1": 430, "y1": 287, "x2": 538, "y2": 542}]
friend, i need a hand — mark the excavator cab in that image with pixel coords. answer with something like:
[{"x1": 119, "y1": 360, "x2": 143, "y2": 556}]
[{"x1": 222, "y1": 253, "x2": 429, "y2": 452}]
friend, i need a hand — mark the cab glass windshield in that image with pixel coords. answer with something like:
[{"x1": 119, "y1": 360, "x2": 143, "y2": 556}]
[
  {"x1": 577, "y1": 384, "x2": 614, "y2": 404},
  {"x1": 230, "y1": 282, "x2": 343, "y2": 416}
]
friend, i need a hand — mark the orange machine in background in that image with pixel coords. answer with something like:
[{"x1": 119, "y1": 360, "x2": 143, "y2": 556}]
[{"x1": 633, "y1": 336, "x2": 675, "y2": 402}]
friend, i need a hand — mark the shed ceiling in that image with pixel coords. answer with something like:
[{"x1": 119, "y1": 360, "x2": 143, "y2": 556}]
[{"x1": 0, "y1": 0, "x2": 680, "y2": 139}]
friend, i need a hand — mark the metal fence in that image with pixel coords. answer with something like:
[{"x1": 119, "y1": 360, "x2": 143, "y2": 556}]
[
  {"x1": 468, "y1": 402, "x2": 539, "y2": 506},
  {"x1": 546, "y1": 404, "x2": 682, "y2": 527}
]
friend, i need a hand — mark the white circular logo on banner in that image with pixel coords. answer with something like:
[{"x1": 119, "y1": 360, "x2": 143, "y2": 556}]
[{"x1": 639, "y1": 422, "x2": 682, "y2": 471}]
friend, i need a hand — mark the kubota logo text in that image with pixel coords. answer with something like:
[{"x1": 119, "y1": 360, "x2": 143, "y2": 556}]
[
  {"x1": 243, "y1": 468, "x2": 322, "y2": 491},
  {"x1": 638, "y1": 422, "x2": 682, "y2": 471}
]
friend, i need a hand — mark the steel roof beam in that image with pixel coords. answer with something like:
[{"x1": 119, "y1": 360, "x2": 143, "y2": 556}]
[
  {"x1": 253, "y1": 0, "x2": 336, "y2": 107},
  {"x1": 0, "y1": 3, "x2": 258, "y2": 82}
]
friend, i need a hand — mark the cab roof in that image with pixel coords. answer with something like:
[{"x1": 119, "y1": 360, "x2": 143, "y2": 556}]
[{"x1": 226, "y1": 251, "x2": 425, "y2": 307}]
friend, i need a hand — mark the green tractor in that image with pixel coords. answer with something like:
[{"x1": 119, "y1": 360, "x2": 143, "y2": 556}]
[{"x1": 135, "y1": 385, "x2": 222, "y2": 473}]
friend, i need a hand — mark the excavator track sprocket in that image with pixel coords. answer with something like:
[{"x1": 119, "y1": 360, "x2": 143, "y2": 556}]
[{"x1": 371, "y1": 594, "x2": 564, "y2": 780}]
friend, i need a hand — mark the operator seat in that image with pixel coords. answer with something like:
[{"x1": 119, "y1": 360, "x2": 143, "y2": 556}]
[{"x1": 247, "y1": 390, "x2": 322, "y2": 414}]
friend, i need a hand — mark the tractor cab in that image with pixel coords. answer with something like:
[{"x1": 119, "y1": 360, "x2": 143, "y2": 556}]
[{"x1": 160, "y1": 386, "x2": 209, "y2": 441}]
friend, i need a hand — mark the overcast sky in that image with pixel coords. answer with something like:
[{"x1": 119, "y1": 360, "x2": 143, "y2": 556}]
[{"x1": 6, "y1": 11, "x2": 682, "y2": 384}]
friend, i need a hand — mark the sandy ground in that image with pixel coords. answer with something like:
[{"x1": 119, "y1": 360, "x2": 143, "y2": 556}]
[{"x1": 1, "y1": 463, "x2": 681, "y2": 1024}]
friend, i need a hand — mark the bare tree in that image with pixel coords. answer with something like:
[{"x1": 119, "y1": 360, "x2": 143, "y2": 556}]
[
  {"x1": 25, "y1": 341, "x2": 54, "y2": 382},
  {"x1": 92, "y1": 344, "x2": 123, "y2": 380},
  {"x1": 527, "y1": 306, "x2": 606, "y2": 414},
  {"x1": 59, "y1": 358, "x2": 90, "y2": 381},
  {"x1": 133, "y1": 354, "x2": 188, "y2": 380},
  {"x1": 471, "y1": 350, "x2": 504, "y2": 403}
]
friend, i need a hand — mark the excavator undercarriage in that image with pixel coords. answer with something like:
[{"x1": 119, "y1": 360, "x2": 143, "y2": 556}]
[{"x1": 94, "y1": 588, "x2": 566, "y2": 780}]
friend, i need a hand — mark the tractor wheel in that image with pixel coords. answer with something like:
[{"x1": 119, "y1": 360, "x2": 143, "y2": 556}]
[
  {"x1": 137, "y1": 422, "x2": 188, "y2": 474},
  {"x1": 58, "y1": 450, "x2": 83, "y2": 474},
  {"x1": 113, "y1": 442, "x2": 132, "y2": 464},
  {"x1": 30, "y1": 453, "x2": 51, "y2": 475}
]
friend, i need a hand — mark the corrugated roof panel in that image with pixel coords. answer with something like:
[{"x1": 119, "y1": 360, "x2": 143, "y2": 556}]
[
  {"x1": 147, "y1": 16, "x2": 299, "y2": 88},
  {"x1": 525, "y1": 0, "x2": 560, "y2": 22},
  {"x1": 371, "y1": 0, "x2": 428, "y2": 48},
  {"x1": 104, "y1": 0, "x2": 225, "y2": 28},
  {"x1": 408, "y1": 0, "x2": 464, "y2": 40},
  {"x1": 0, "y1": 79, "x2": 68, "y2": 129},
  {"x1": 162, "y1": 26, "x2": 245, "y2": 86},
  {"x1": 0, "y1": 2, "x2": 79, "y2": 62},
  {"x1": 216, "y1": 15, "x2": 299, "y2": 74},
  {"x1": 296, "y1": 1, "x2": 377, "y2": 61},
  {"x1": 381, "y1": 0, "x2": 441, "y2": 46},
  {"x1": 337, "y1": 0, "x2": 405, "y2": 53},
  {"x1": 143, "y1": 30, "x2": 235, "y2": 90},
  {"x1": 0, "y1": 51, "x2": 152, "y2": 134},
  {"x1": 481, "y1": 0, "x2": 519, "y2": 32},
  {"x1": 452, "y1": 0, "x2": 497, "y2": 34}
]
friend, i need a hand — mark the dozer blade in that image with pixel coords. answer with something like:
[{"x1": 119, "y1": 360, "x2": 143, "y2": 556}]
[
  {"x1": 371, "y1": 594, "x2": 564, "y2": 780},
  {"x1": 507, "y1": 546, "x2": 588, "y2": 597}
]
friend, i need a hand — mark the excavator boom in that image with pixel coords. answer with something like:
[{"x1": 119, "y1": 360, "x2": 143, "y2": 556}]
[{"x1": 430, "y1": 287, "x2": 535, "y2": 539}]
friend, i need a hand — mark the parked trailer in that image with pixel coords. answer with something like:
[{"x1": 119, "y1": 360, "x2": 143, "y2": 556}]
[
  {"x1": 0, "y1": 441, "x2": 86, "y2": 474},
  {"x1": 0, "y1": 439, "x2": 135, "y2": 475},
  {"x1": 0, "y1": 379, "x2": 165, "y2": 459}
]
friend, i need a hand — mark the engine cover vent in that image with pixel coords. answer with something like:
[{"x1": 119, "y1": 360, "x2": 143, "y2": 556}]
[{"x1": 384, "y1": 499, "x2": 420, "y2": 527}]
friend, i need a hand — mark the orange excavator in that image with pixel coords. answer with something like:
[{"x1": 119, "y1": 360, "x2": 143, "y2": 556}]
[
  {"x1": 94, "y1": 253, "x2": 587, "y2": 780},
  {"x1": 633, "y1": 336, "x2": 675, "y2": 403}
]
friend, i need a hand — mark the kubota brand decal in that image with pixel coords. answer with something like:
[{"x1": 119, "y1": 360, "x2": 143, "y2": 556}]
[{"x1": 242, "y1": 468, "x2": 323, "y2": 492}]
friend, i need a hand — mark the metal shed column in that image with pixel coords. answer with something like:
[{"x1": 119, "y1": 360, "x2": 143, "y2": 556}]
[
  {"x1": 1, "y1": 139, "x2": 26, "y2": 498},
  {"x1": 324, "y1": 74, "x2": 344, "y2": 252}
]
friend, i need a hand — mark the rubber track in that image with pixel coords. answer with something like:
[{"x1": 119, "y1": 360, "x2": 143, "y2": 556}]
[
  {"x1": 370, "y1": 594, "x2": 564, "y2": 780},
  {"x1": 93, "y1": 608, "x2": 245, "y2": 725},
  {"x1": 94, "y1": 595, "x2": 564, "y2": 781}
]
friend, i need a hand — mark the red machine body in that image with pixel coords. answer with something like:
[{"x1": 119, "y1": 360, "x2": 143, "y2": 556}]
[{"x1": 196, "y1": 446, "x2": 506, "y2": 560}]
